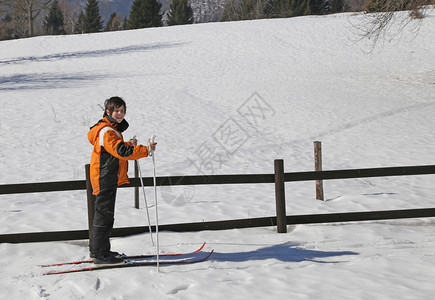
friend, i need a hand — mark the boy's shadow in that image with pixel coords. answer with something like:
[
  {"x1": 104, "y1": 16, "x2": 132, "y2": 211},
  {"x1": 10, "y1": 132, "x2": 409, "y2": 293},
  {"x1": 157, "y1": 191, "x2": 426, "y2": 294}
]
[{"x1": 210, "y1": 242, "x2": 358, "y2": 263}]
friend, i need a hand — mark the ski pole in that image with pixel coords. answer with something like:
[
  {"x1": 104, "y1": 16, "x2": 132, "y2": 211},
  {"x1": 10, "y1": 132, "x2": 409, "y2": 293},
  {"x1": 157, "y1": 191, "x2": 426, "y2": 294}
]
[
  {"x1": 133, "y1": 135, "x2": 154, "y2": 246},
  {"x1": 149, "y1": 134, "x2": 160, "y2": 271}
]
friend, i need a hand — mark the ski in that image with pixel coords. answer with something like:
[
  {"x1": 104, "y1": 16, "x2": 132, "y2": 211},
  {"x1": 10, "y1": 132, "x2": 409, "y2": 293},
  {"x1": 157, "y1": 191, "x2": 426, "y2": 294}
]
[
  {"x1": 40, "y1": 242, "x2": 206, "y2": 267},
  {"x1": 43, "y1": 250, "x2": 213, "y2": 275}
]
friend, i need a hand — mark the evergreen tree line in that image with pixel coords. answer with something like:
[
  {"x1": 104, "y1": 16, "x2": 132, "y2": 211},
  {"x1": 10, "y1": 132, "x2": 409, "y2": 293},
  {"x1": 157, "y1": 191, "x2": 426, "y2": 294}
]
[
  {"x1": 1, "y1": 0, "x2": 432, "y2": 40},
  {"x1": 48, "y1": 0, "x2": 194, "y2": 34},
  {"x1": 221, "y1": 0, "x2": 348, "y2": 21},
  {"x1": 0, "y1": 0, "x2": 193, "y2": 39}
]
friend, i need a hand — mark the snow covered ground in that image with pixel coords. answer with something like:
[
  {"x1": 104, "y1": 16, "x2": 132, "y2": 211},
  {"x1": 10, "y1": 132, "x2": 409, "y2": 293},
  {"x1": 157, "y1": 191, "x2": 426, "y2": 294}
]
[{"x1": 1, "y1": 10, "x2": 435, "y2": 299}]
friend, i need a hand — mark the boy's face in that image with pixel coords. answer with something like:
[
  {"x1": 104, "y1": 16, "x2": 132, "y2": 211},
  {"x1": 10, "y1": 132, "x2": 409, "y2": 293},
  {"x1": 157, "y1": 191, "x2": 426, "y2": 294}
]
[{"x1": 108, "y1": 105, "x2": 125, "y2": 123}]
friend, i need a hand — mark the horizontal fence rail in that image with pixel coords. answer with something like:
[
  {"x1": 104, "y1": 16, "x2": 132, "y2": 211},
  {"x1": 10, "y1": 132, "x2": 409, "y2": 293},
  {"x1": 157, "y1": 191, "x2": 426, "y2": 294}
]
[
  {"x1": 2, "y1": 208, "x2": 435, "y2": 244},
  {"x1": 1, "y1": 163, "x2": 434, "y2": 243},
  {"x1": 284, "y1": 165, "x2": 435, "y2": 182},
  {"x1": 0, "y1": 180, "x2": 87, "y2": 195},
  {"x1": 2, "y1": 165, "x2": 435, "y2": 195}
]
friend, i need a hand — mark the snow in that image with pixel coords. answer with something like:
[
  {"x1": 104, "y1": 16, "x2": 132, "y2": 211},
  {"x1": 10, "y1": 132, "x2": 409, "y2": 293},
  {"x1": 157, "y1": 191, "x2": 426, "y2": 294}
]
[{"x1": 1, "y1": 10, "x2": 435, "y2": 299}]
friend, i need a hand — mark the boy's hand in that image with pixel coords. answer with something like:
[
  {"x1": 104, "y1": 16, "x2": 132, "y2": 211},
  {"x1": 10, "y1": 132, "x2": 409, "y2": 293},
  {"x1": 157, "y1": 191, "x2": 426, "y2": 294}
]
[
  {"x1": 130, "y1": 137, "x2": 138, "y2": 146},
  {"x1": 148, "y1": 142, "x2": 157, "y2": 153}
]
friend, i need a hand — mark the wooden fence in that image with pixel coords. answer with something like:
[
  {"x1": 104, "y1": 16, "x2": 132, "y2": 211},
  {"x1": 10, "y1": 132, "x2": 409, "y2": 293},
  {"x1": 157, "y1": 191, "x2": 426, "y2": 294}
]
[{"x1": 1, "y1": 160, "x2": 435, "y2": 244}]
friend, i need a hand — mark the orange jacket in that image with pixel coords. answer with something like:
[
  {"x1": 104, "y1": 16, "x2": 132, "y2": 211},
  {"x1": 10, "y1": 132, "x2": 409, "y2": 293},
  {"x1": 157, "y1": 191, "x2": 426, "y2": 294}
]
[{"x1": 88, "y1": 116, "x2": 148, "y2": 195}]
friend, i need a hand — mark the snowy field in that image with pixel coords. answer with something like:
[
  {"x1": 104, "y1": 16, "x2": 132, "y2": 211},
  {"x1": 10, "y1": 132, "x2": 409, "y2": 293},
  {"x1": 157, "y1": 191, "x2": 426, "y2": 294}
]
[{"x1": 1, "y1": 9, "x2": 435, "y2": 299}]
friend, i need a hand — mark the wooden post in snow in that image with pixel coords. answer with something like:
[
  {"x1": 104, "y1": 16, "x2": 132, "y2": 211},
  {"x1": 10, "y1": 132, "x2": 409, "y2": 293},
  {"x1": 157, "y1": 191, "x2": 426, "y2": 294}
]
[
  {"x1": 85, "y1": 164, "x2": 96, "y2": 241},
  {"x1": 274, "y1": 159, "x2": 287, "y2": 233},
  {"x1": 134, "y1": 160, "x2": 140, "y2": 209},
  {"x1": 314, "y1": 141, "x2": 324, "y2": 201}
]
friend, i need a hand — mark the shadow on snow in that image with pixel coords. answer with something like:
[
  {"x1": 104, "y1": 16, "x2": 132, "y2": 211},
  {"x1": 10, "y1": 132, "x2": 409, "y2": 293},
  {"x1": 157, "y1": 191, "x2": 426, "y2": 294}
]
[
  {"x1": 0, "y1": 72, "x2": 108, "y2": 91},
  {"x1": 210, "y1": 242, "x2": 358, "y2": 263},
  {"x1": 0, "y1": 41, "x2": 187, "y2": 65}
]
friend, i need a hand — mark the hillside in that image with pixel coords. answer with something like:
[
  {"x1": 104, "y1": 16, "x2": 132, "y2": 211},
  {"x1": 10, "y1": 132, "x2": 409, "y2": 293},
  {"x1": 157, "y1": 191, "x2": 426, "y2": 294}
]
[{"x1": 0, "y1": 11, "x2": 435, "y2": 299}]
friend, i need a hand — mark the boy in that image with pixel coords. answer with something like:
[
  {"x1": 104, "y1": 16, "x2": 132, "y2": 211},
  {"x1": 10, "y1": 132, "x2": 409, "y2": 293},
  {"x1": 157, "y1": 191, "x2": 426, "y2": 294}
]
[{"x1": 88, "y1": 96, "x2": 157, "y2": 265}]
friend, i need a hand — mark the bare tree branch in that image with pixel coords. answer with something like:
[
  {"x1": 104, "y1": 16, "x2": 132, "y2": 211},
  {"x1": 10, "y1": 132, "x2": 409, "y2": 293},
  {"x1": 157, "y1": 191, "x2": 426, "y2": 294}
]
[
  {"x1": 349, "y1": 0, "x2": 434, "y2": 51},
  {"x1": 0, "y1": 0, "x2": 52, "y2": 36}
]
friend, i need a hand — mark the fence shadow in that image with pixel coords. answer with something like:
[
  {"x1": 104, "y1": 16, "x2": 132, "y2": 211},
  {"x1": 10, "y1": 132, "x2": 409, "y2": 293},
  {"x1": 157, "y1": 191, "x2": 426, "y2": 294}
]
[{"x1": 210, "y1": 242, "x2": 358, "y2": 263}]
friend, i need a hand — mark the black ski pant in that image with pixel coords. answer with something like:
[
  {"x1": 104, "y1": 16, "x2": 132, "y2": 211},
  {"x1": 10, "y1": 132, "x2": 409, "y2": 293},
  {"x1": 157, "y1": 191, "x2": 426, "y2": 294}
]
[{"x1": 89, "y1": 187, "x2": 117, "y2": 258}]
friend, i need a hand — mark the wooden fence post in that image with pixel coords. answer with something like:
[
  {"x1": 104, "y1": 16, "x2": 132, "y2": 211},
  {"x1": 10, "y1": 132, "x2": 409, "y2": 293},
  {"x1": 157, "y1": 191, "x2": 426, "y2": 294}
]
[
  {"x1": 134, "y1": 161, "x2": 139, "y2": 209},
  {"x1": 314, "y1": 141, "x2": 324, "y2": 201},
  {"x1": 274, "y1": 159, "x2": 287, "y2": 233},
  {"x1": 85, "y1": 164, "x2": 96, "y2": 241}
]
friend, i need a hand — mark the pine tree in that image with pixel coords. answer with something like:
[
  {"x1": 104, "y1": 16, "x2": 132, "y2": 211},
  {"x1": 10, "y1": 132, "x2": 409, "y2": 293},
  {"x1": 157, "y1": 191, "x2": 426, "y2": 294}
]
[
  {"x1": 273, "y1": 0, "x2": 293, "y2": 18},
  {"x1": 302, "y1": 0, "x2": 310, "y2": 15},
  {"x1": 327, "y1": 0, "x2": 347, "y2": 13},
  {"x1": 74, "y1": 11, "x2": 84, "y2": 33},
  {"x1": 292, "y1": 0, "x2": 305, "y2": 16},
  {"x1": 0, "y1": 13, "x2": 14, "y2": 40},
  {"x1": 365, "y1": 0, "x2": 384, "y2": 12},
  {"x1": 43, "y1": 0, "x2": 66, "y2": 35},
  {"x1": 82, "y1": 0, "x2": 103, "y2": 33},
  {"x1": 167, "y1": 0, "x2": 194, "y2": 26},
  {"x1": 309, "y1": 0, "x2": 326, "y2": 14},
  {"x1": 104, "y1": 12, "x2": 123, "y2": 31},
  {"x1": 128, "y1": 0, "x2": 163, "y2": 29}
]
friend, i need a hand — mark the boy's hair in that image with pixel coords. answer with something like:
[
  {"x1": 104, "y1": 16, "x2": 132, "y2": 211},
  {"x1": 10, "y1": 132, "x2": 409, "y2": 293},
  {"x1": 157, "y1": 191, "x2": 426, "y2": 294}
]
[{"x1": 104, "y1": 96, "x2": 126, "y2": 117}]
